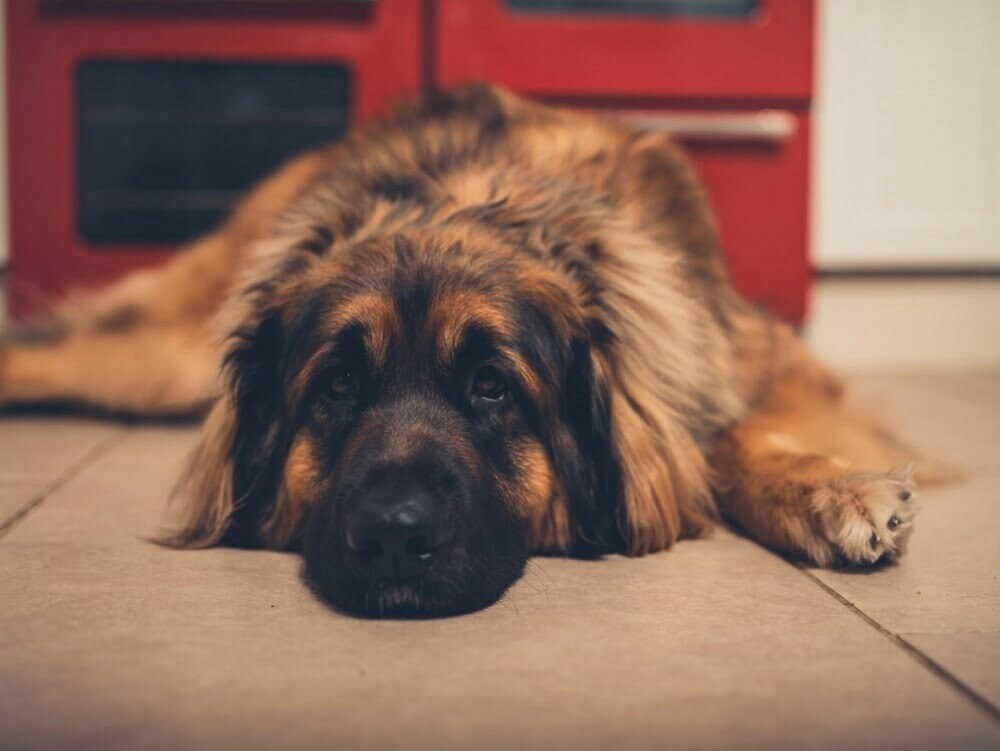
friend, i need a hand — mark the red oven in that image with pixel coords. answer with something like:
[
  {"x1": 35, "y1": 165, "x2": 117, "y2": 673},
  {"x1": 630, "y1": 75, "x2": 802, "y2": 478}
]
[
  {"x1": 437, "y1": 0, "x2": 814, "y2": 322},
  {"x1": 6, "y1": 0, "x2": 814, "y2": 323},
  {"x1": 5, "y1": 0, "x2": 422, "y2": 314}
]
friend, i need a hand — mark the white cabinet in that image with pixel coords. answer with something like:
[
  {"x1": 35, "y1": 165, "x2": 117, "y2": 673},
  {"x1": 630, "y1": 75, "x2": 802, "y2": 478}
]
[{"x1": 813, "y1": 0, "x2": 1000, "y2": 270}]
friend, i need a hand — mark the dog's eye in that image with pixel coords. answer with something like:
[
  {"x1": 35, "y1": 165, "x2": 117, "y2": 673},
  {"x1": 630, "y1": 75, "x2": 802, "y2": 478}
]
[
  {"x1": 329, "y1": 367, "x2": 357, "y2": 400},
  {"x1": 471, "y1": 366, "x2": 507, "y2": 402}
]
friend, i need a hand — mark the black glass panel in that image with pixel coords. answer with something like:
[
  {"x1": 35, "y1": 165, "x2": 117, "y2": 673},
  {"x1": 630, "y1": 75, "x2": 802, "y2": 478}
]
[
  {"x1": 77, "y1": 60, "x2": 350, "y2": 245},
  {"x1": 507, "y1": 0, "x2": 758, "y2": 17}
]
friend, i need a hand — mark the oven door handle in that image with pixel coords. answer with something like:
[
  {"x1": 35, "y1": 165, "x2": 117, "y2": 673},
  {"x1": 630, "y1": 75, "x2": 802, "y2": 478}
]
[{"x1": 614, "y1": 110, "x2": 797, "y2": 142}]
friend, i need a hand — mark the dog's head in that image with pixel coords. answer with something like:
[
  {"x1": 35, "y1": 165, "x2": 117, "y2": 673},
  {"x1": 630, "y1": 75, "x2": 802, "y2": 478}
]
[{"x1": 168, "y1": 220, "x2": 711, "y2": 617}]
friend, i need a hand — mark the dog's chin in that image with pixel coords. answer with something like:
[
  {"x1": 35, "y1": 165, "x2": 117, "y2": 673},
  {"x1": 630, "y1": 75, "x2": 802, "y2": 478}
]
[
  {"x1": 352, "y1": 580, "x2": 490, "y2": 619},
  {"x1": 304, "y1": 557, "x2": 526, "y2": 619},
  {"x1": 312, "y1": 576, "x2": 506, "y2": 619}
]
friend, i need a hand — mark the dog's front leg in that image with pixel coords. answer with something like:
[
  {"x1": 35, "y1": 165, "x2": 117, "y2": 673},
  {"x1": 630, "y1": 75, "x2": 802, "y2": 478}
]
[{"x1": 710, "y1": 369, "x2": 918, "y2": 567}]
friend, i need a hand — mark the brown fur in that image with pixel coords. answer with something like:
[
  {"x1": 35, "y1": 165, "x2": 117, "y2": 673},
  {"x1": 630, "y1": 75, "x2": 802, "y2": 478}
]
[{"x1": 1, "y1": 84, "x2": 947, "y2": 579}]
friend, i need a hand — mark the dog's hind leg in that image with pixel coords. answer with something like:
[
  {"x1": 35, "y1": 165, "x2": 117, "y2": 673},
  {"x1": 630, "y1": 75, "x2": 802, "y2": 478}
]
[
  {"x1": 1, "y1": 323, "x2": 220, "y2": 416},
  {"x1": 1, "y1": 148, "x2": 331, "y2": 416},
  {"x1": 709, "y1": 352, "x2": 950, "y2": 567},
  {"x1": 0, "y1": 226, "x2": 238, "y2": 416}
]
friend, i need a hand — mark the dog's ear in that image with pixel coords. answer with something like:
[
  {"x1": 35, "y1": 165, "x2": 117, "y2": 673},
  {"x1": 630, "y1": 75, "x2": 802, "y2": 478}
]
[
  {"x1": 160, "y1": 312, "x2": 287, "y2": 549},
  {"x1": 159, "y1": 394, "x2": 239, "y2": 548},
  {"x1": 557, "y1": 335, "x2": 625, "y2": 556},
  {"x1": 562, "y1": 328, "x2": 715, "y2": 556}
]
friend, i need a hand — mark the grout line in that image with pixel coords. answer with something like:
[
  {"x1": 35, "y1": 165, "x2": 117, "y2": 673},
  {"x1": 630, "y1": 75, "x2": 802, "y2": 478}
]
[
  {"x1": 0, "y1": 428, "x2": 131, "y2": 540},
  {"x1": 798, "y1": 566, "x2": 1000, "y2": 725}
]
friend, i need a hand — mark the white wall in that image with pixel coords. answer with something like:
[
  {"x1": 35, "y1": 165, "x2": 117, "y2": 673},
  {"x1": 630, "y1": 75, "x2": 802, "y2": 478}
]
[
  {"x1": 806, "y1": 0, "x2": 1000, "y2": 371},
  {"x1": 813, "y1": 0, "x2": 1000, "y2": 270},
  {"x1": 806, "y1": 278, "x2": 1000, "y2": 371}
]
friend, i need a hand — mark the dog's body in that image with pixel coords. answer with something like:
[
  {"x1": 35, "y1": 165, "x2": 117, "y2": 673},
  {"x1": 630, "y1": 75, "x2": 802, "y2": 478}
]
[{"x1": 1, "y1": 85, "x2": 935, "y2": 616}]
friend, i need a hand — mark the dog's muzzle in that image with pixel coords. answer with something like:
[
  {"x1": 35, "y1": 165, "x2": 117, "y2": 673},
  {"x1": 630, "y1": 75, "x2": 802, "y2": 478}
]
[{"x1": 343, "y1": 474, "x2": 452, "y2": 582}]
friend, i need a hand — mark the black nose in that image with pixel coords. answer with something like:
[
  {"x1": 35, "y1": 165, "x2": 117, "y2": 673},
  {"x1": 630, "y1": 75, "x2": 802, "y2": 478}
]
[{"x1": 344, "y1": 477, "x2": 451, "y2": 581}]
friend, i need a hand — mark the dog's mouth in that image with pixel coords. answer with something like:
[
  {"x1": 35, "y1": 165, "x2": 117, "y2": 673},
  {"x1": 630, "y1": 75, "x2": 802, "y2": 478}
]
[{"x1": 354, "y1": 579, "x2": 468, "y2": 619}]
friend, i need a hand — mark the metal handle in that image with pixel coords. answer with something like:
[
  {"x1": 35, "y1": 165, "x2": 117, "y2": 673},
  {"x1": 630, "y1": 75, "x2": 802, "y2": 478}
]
[{"x1": 615, "y1": 110, "x2": 797, "y2": 142}]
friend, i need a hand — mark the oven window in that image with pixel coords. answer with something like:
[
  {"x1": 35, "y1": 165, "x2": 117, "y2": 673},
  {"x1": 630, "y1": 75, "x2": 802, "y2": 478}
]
[
  {"x1": 506, "y1": 0, "x2": 758, "y2": 17},
  {"x1": 76, "y1": 60, "x2": 350, "y2": 245}
]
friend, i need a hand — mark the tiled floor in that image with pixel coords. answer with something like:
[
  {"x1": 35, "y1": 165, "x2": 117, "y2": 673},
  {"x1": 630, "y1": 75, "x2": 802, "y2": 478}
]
[{"x1": 1, "y1": 375, "x2": 998, "y2": 751}]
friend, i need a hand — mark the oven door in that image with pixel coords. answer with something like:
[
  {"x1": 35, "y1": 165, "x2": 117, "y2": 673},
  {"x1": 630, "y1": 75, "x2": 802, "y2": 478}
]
[
  {"x1": 6, "y1": 0, "x2": 421, "y2": 313},
  {"x1": 436, "y1": 0, "x2": 813, "y2": 100}
]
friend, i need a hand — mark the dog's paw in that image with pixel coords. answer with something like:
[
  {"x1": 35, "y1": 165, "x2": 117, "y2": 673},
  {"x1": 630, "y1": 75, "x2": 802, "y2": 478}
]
[{"x1": 809, "y1": 465, "x2": 916, "y2": 566}]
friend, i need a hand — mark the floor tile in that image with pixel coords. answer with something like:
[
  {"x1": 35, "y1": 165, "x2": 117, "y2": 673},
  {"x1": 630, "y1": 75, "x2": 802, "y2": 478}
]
[
  {"x1": 4, "y1": 424, "x2": 199, "y2": 543},
  {"x1": 810, "y1": 474, "x2": 1000, "y2": 635},
  {"x1": 1, "y1": 426, "x2": 998, "y2": 750},
  {"x1": 811, "y1": 375, "x2": 1000, "y2": 637},
  {"x1": 902, "y1": 631, "x2": 1000, "y2": 709},
  {"x1": 810, "y1": 375, "x2": 1000, "y2": 699},
  {"x1": 847, "y1": 374, "x2": 1000, "y2": 475},
  {"x1": 0, "y1": 416, "x2": 122, "y2": 527}
]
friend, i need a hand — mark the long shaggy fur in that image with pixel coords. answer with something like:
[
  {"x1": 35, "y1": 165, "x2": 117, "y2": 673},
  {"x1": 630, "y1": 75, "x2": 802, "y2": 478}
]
[{"x1": 1, "y1": 84, "x2": 949, "y2": 598}]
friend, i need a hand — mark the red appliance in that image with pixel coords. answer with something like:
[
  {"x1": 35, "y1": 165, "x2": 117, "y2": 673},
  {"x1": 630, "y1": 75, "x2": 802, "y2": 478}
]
[
  {"x1": 437, "y1": 0, "x2": 814, "y2": 321},
  {"x1": 5, "y1": 0, "x2": 422, "y2": 313},
  {"x1": 6, "y1": 0, "x2": 813, "y2": 322}
]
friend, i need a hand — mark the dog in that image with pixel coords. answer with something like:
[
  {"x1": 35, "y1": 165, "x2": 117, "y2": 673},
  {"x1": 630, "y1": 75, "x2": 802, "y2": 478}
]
[{"x1": 0, "y1": 84, "x2": 941, "y2": 617}]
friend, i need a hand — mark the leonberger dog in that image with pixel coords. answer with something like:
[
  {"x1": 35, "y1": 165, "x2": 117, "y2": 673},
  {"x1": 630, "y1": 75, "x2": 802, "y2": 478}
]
[{"x1": 0, "y1": 84, "x2": 940, "y2": 617}]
